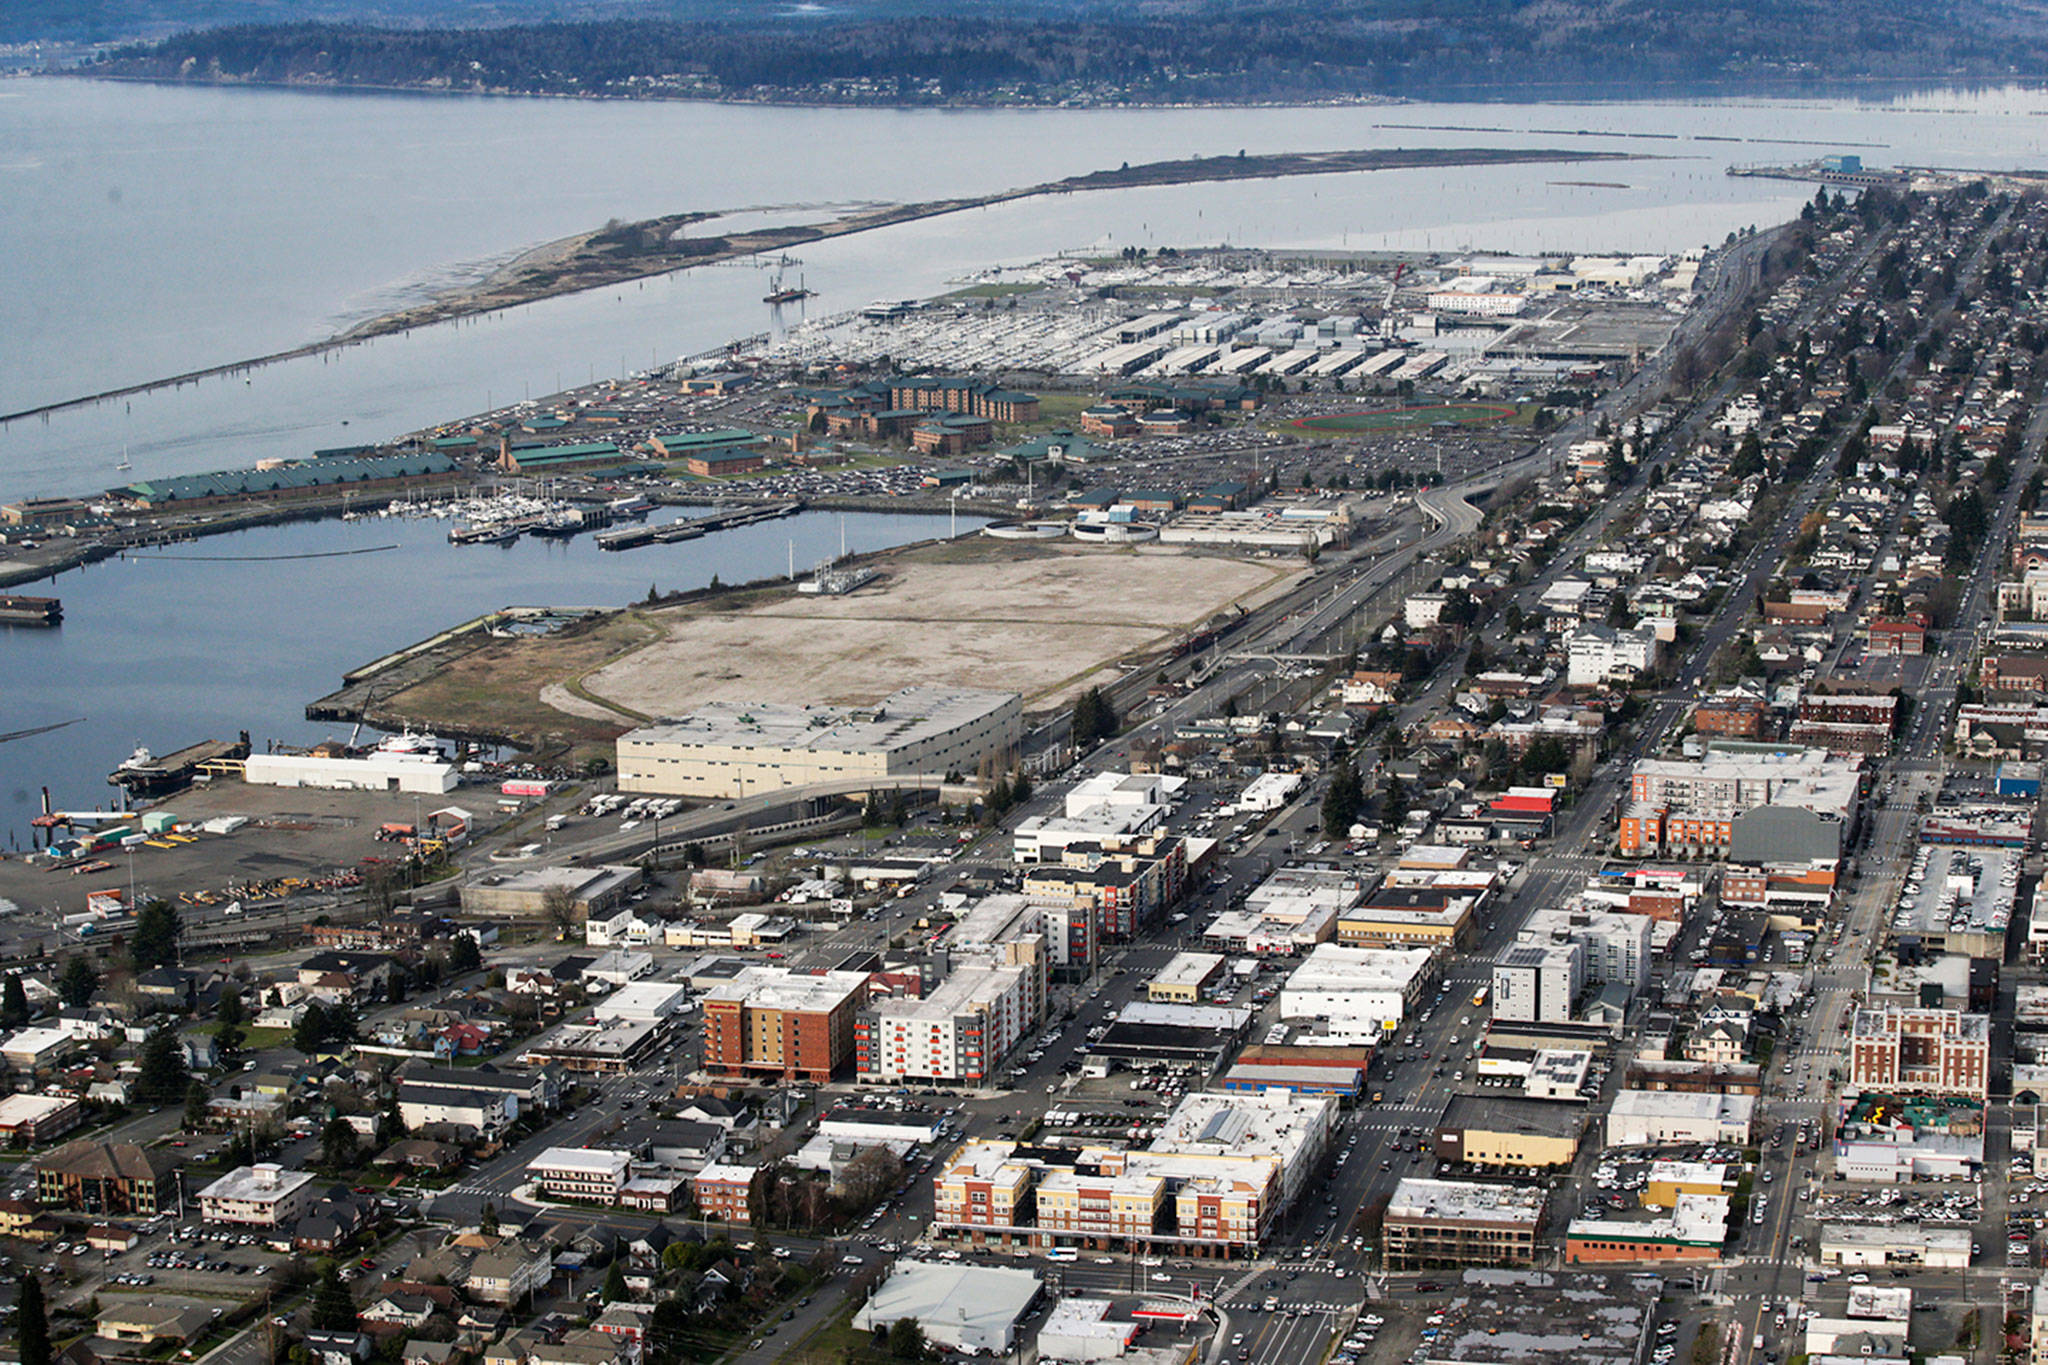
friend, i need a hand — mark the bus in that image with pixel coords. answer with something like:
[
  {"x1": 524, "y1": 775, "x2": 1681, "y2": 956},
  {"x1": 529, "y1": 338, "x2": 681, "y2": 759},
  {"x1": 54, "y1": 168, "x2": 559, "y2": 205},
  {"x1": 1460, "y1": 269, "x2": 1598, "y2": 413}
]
[
  {"x1": 1471, "y1": 988, "x2": 1489, "y2": 1008},
  {"x1": 1045, "y1": 1248, "x2": 1078, "y2": 1263}
]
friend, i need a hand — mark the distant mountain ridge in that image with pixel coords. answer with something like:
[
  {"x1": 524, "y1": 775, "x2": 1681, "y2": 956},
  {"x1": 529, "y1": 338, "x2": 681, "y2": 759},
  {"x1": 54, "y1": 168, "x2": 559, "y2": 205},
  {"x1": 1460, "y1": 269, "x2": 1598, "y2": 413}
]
[{"x1": 70, "y1": 1, "x2": 2048, "y2": 104}]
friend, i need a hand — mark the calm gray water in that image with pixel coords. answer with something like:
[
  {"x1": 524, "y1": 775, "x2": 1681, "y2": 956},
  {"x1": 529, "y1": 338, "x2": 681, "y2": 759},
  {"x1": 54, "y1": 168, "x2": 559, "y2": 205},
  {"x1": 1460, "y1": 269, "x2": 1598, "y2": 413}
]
[
  {"x1": 2, "y1": 78, "x2": 2045, "y2": 818},
  {"x1": 14, "y1": 80, "x2": 2048, "y2": 501},
  {"x1": 0, "y1": 509, "x2": 983, "y2": 818}
]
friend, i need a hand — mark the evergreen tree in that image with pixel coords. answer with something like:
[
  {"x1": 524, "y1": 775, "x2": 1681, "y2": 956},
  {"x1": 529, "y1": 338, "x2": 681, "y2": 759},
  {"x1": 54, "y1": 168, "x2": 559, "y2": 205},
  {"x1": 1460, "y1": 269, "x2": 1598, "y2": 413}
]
[
  {"x1": 215, "y1": 985, "x2": 247, "y2": 1062},
  {"x1": 0, "y1": 974, "x2": 28, "y2": 1028},
  {"x1": 601, "y1": 1258, "x2": 628, "y2": 1303},
  {"x1": 135, "y1": 1028, "x2": 188, "y2": 1105},
  {"x1": 59, "y1": 954, "x2": 99, "y2": 1008},
  {"x1": 481, "y1": 1202, "x2": 500, "y2": 1235},
  {"x1": 294, "y1": 1001, "x2": 331, "y2": 1055},
  {"x1": 1070, "y1": 689, "x2": 1101, "y2": 745},
  {"x1": 130, "y1": 898, "x2": 182, "y2": 972},
  {"x1": 184, "y1": 1079, "x2": 212, "y2": 1131},
  {"x1": 319, "y1": 1115, "x2": 360, "y2": 1171},
  {"x1": 19, "y1": 1271, "x2": 50, "y2": 1365},
  {"x1": 1320, "y1": 757, "x2": 1363, "y2": 840},
  {"x1": 310, "y1": 1260, "x2": 357, "y2": 1331},
  {"x1": 449, "y1": 932, "x2": 483, "y2": 974}
]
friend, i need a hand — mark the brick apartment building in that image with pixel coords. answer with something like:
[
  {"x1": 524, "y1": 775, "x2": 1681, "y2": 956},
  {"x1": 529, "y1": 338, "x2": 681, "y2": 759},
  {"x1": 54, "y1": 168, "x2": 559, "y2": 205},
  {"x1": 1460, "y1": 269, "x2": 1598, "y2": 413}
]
[
  {"x1": 700, "y1": 968, "x2": 868, "y2": 1082},
  {"x1": 889, "y1": 378, "x2": 1040, "y2": 424},
  {"x1": 1693, "y1": 696, "x2": 1768, "y2": 739},
  {"x1": 1382, "y1": 1178, "x2": 1544, "y2": 1270},
  {"x1": 691, "y1": 1162, "x2": 763, "y2": 1224},
  {"x1": 1847, "y1": 1007, "x2": 1990, "y2": 1098}
]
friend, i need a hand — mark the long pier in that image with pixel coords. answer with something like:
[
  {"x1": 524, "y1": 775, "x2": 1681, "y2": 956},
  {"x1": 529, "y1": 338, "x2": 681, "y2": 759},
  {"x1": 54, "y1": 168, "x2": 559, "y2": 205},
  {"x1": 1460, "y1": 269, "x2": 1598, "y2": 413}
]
[{"x1": 596, "y1": 499, "x2": 803, "y2": 550}]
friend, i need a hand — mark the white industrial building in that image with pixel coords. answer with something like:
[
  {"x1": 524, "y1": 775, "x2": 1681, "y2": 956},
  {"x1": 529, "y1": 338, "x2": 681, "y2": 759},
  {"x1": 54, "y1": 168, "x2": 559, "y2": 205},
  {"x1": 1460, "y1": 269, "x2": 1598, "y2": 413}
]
[
  {"x1": 1817, "y1": 1224, "x2": 1971, "y2": 1269},
  {"x1": 1012, "y1": 772, "x2": 1177, "y2": 862},
  {"x1": 1492, "y1": 941, "x2": 1584, "y2": 1023},
  {"x1": 1037, "y1": 1299, "x2": 1139, "y2": 1361},
  {"x1": 591, "y1": 980, "x2": 693, "y2": 1024},
  {"x1": 617, "y1": 686, "x2": 1021, "y2": 799},
  {"x1": 1519, "y1": 907, "x2": 1654, "y2": 991},
  {"x1": 853, "y1": 1262, "x2": 1042, "y2": 1356},
  {"x1": 243, "y1": 750, "x2": 457, "y2": 794},
  {"x1": 1278, "y1": 944, "x2": 1437, "y2": 1041},
  {"x1": 1606, "y1": 1091, "x2": 1757, "y2": 1148},
  {"x1": 1236, "y1": 771, "x2": 1304, "y2": 812}
]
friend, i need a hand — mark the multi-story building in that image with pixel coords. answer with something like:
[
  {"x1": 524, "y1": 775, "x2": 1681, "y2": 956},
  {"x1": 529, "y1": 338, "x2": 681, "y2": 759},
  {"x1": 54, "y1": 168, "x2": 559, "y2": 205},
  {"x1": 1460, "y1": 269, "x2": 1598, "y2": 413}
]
[
  {"x1": 888, "y1": 377, "x2": 1041, "y2": 424},
  {"x1": 617, "y1": 686, "x2": 1022, "y2": 800},
  {"x1": 197, "y1": 1164, "x2": 317, "y2": 1227},
  {"x1": 1620, "y1": 747, "x2": 1859, "y2": 857},
  {"x1": 1847, "y1": 1007, "x2": 1991, "y2": 1098},
  {"x1": 397, "y1": 1083, "x2": 519, "y2": 1138},
  {"x1": 1492, "y1": 941, "x2": 1584, "y2": 1024},
  {"x1": 35, "y1": 1140, "x2": 178, "y2": 1215},
  {"x1": 1276, "y1": 944, "x2": 1439, "y2": 1040},
  {"x1": 1564, "y1": 1193, "x2": 1727, "y2": 1265},
  {"x1": 1382, "y1": 1178, "x2": 1545, "y2": 1270},
  {"x1": 700, "y1": 967, "x2": 869, "y2": 1082},
  {"x1": 1032, "y1": 1168, "x2": 1166, "y2": 1246},
  {"x1": 932, "y1": 1092, "x2": 1335, "y2": 1257},
  {"x1": 692, "y1": 1162, "x2": 763, "y2": 1224},
  {"x1": 527, "y1": 1148, "x2": 633, "y2": 1203},
  {"x1": 857, "y1": 957, "x2": 1038, "y2": 1086},
  {"x1": 1517, "y1": 908, "x2": 1654, "y2": 992},
  {"x1": 1692, "y1": 696, "x2": 1768, "y2": 738},
  {"x1": 1021, "y1": 832, "x2": 1186, "y2": 940},
  {"x1": 0, "y1": 1093, "x2": 84, "y2": 1144},
  {"x1": 934, "y1": 1141, "x2": 1036, "y2": 1237},
  {"x1": 1565, "y1": 622, "x2": 1662, "y2": 687}
]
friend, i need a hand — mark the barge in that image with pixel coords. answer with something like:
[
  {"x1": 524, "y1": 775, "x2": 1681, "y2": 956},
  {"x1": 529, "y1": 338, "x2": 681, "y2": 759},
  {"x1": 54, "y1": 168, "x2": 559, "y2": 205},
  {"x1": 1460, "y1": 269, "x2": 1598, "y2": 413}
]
[{"x1": 0, "y1": 594, "x2": 62, "y2": 626}]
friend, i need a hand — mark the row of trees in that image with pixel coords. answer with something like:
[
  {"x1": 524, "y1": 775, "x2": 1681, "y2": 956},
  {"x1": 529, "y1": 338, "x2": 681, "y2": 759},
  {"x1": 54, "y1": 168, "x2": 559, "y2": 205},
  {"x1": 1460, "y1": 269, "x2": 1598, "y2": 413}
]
[{"x1": 90, "y1": 5, "x2": 2048, "y2": 105}]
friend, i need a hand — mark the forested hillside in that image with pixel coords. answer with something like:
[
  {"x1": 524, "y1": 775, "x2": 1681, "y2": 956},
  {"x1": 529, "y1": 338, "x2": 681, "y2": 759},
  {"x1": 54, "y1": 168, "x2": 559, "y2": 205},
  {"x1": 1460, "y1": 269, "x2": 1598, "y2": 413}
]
[{"x1": 78, "y1": 0, "x2": 2048, "y2": 104}]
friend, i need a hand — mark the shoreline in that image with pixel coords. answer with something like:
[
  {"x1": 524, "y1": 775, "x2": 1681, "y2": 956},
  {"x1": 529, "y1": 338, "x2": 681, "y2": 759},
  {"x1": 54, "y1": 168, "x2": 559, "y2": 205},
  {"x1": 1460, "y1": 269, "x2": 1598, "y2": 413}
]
[
  {"x1": 0, "y1": 145, "x2": 1631, "y2": 428},
  {"x1": 51, "y1": 68, "x2": 2022, "y2": 110}
]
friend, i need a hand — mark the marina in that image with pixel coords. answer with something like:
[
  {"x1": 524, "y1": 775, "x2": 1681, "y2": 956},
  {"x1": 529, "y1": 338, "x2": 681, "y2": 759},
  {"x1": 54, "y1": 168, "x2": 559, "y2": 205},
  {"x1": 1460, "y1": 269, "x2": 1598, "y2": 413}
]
[{"x1": 0, "y1": 507, "x2": 985, "y2": 817}]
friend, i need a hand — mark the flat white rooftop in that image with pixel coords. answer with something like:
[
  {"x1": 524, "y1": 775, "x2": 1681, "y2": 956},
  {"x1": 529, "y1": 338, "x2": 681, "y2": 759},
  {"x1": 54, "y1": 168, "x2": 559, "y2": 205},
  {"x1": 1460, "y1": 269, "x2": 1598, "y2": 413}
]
[
  {"x1": 703, "y1": 966, "x2": 869, "y2": 1014},
  {"x1": 1283, "y1": 943, "x2": 1434, "y2": 994},
  {"x1": 627, "y1": 685, "x2": 1018, "y2": 754},
  {"x1": 530, "y1": 1147, "x2": 632, "y2": 1178},
  {"x1": 1387, "y1": 1176, "x2": 1544, "y2": 1225}
]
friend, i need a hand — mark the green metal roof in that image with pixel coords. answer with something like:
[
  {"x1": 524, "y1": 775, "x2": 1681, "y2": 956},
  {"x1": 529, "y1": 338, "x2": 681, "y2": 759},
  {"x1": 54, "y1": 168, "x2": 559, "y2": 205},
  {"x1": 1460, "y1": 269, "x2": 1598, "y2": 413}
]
[{"x1": 123, "y1": 453, "x2": 457, "y2": 502}]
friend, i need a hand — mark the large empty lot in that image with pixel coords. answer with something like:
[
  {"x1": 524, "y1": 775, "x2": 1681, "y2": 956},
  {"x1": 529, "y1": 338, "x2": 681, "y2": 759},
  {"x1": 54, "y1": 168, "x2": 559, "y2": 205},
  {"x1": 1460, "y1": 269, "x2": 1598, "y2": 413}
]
[{"x1": 584, "y1": 543, "x2": 1294, "y2": 715}]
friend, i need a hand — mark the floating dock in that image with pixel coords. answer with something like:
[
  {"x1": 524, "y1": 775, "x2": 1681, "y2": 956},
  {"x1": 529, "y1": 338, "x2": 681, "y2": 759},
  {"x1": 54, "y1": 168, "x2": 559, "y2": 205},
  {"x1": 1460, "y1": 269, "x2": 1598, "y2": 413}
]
[
  {"x1": 108, "y1": 736, "x2": 252, "y2": 798},
  {"x1": 0, "y1": 594, "x2": 62, "y2": 626},
  {"x1": 596, "y1": 500, "x2": 804, "y2": 551}
]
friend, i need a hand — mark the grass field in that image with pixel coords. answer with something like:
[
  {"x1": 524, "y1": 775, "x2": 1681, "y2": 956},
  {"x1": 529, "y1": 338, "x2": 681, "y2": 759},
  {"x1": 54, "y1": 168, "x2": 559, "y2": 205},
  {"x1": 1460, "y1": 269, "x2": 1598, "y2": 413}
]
[{"x1": 1291, "y1": 402, "x2": 1517, "y2": 433}]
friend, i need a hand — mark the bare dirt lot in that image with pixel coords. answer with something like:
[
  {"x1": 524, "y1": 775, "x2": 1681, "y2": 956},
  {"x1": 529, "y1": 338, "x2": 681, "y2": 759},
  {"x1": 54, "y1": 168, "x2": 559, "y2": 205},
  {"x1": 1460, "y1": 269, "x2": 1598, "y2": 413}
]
[{"x1": 585, "y1": 542, "x2": 1295, "y2": 716}]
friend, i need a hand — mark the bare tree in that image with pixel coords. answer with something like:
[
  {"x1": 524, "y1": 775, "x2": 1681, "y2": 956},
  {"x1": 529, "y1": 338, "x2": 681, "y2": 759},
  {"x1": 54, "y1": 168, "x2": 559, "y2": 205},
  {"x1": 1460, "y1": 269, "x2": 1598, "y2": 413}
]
[{"x1": 541, "y1": 885, "x2": 579, "y2": 941}]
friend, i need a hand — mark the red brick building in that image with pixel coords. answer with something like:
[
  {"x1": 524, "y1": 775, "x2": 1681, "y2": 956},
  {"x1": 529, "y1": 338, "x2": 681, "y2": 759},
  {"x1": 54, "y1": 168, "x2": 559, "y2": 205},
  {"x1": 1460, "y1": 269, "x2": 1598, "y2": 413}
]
[
  {"x1": 700, "y1": 968, "x2": 867, "y2": 1083},
  {"x1": 1867, "y1": 619, "x2": 1926, "y2": 656},
  {"x1": 1847, "y1": 1007, "x2": 1989, "y2": 1099},
  {"x1": 691, "y1": 1162, "x2": 763, "y2": 1224},
  {"x1": 1693, "y1": 697, "x2": 1767, "y2": 739},
  {"x1": 1981, "y1": 655, "x2": 2048, "y2": 695},
  {"x1": 889, "y1": 378, "x2": 1040, "y2": 424}
]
